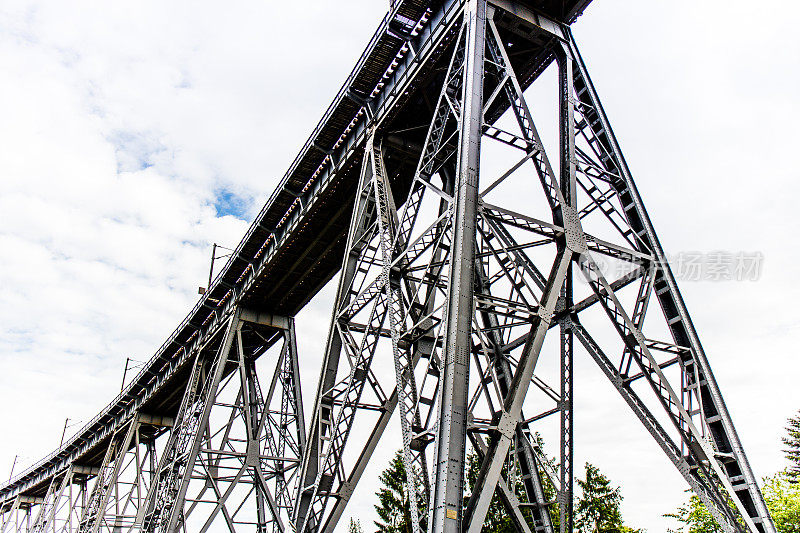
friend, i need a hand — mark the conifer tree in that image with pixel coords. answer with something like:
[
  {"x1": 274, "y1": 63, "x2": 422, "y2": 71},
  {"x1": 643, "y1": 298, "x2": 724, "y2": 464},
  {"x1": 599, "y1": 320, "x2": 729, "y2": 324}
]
[
  {"x1": 783, "y1": 411, "x2": 800, "y2": 482},
  {"x1": 349, "y1": 518, "x2": 364, "y2": 533},
  {"x1": 374, "y1": 451, "x2": 425, "y2": 533},
  {"x1": 465, "y1": 452, "x2": 521, "y2": 532},
  {"x1": 574, "y1": 463, "x2": 625, "y2": 533}
]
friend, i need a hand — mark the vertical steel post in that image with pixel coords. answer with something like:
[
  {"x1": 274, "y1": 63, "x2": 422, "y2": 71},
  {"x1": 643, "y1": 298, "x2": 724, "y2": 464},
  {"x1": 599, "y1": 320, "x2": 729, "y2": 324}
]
[
  {"x1": 428, "y1": 1, "x2": 485, "y2": 532},
  {"x1": 0, "y1": 497, "x2": 20, "y2": 533},
  {"x1": 558, "y1": 322, "x2": 573, "y2": 533},
  {"x1": 557, "y1": 44, "x2": 577, "y2": 533}
]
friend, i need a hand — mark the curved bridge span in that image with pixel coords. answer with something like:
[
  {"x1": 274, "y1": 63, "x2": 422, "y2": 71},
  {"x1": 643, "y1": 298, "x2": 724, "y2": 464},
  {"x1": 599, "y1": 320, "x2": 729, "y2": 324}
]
[{"x1": 0, "y1": 1, "x2": 777, "y2": 533}]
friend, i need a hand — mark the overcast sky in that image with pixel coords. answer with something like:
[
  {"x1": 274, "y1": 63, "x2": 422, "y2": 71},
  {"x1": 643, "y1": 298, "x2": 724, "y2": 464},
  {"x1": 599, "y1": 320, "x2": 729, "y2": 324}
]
[{"x1": 1, "y1": 1, "x2": 799, "y2": 531}]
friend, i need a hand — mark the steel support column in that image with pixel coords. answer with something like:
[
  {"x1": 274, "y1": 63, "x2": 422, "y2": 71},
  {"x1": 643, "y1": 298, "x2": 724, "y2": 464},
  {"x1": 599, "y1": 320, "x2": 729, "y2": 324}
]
[
  {"x1": 563, "y1": 26, "x2": 776, "y2": 533},
  {"x1": 428, "y1": 0, "x2": 485, "y2": 532},
  {"x1": 137, "y1": 310, "x2": 303, "y2": 533},
  {"x1": 557, "y1": 43, "x2": 576, "y2": 533}
]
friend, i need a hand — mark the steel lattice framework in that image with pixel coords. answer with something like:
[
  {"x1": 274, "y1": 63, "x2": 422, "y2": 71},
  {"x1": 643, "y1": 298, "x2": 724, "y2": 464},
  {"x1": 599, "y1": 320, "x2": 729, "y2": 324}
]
[{"x1": 0, "y1": 1, "x2": 777, "y2": 533}]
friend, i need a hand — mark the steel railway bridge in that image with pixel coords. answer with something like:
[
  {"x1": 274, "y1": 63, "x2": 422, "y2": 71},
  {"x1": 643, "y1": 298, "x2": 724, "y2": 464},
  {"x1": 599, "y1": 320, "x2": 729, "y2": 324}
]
[{"x1": 0, "y1": 1, "x2": 777, "y2": 532}]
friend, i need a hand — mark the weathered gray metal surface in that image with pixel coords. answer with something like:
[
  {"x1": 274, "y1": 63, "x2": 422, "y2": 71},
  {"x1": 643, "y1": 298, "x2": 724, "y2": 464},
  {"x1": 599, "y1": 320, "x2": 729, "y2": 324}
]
[{"x1": 0, "y1": 1, "x2": 778, "y2": 533}]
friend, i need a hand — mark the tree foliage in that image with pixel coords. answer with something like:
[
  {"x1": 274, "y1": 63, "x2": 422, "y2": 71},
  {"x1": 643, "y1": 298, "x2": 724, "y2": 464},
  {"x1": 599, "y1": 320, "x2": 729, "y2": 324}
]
[
  {"x1": 465, "y1": 442, "x2": 639, "y2": 533},
  {"x1": 373, "y1": 451, "x2": 427, "y2": 533},
  {"x1": 374, "y1": 446, "x2": 641, "y2": 533},
  {"x1": 374, "y1": 451, "x2": 415, "y2": 533},
  {"x1": 666, "y1": 411, "x2": 800, "y2": 532},
  {"x1": 574, "y1": 462, "x2": 626, "y2": 533},
  {"x1": 665, "y1": 494, "x2": 721, "y2": 533},
  {"x1": 465, "y1": 451, "x2": 531, "y2": 532},
  {"x1": 762, "y1": 472, "x2": 800, "y2": 533},
  {"x1": 784, "y1": 411, "x2": 800, "y2": 482},
  {"x1": 349, "y1": 518, "x2": 364, "y2": 533},
  {"x1": 666, "y1": 471, "x2": 800, "y2": 533}
]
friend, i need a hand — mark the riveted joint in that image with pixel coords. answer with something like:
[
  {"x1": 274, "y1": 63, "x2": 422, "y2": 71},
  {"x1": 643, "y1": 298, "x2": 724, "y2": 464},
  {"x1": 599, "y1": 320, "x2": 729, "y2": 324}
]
[{"x1": 497, "y1": 411, "x2": 517, "y2": 439}]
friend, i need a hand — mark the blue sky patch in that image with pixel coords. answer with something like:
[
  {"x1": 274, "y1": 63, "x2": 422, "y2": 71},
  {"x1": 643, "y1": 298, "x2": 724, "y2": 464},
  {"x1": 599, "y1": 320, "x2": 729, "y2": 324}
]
[{"x1": 213, "y1": 189, "x2": 251, "y2": 220}]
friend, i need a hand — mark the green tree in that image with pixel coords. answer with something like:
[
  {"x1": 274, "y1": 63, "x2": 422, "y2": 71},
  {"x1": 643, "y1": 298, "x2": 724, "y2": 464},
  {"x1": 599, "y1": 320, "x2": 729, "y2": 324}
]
[
  {"x1": 465, "y1": 451, "x2": 521, "y2": 532},
  {"x1": 465, "y1": 434, "x2": 562, "y2": 532},
  {"x1": 349, "y1": 518, "x2": 364, "y2": 533},
  {"x1": 762, "y1": 472, "x2": 800, "y2": 533},
  {"x1": 376, "y1": 445, "x2": 641, "y2": 533},
  {"x1": 783, "y1": 411, "x2": 800, "y2": 482},
  {"x1": 466, "y1": 441, "x2": 640, "y2": 533},
  {"x1": 666, "y1": 471, "x2": 800, "y2": 533},
  {"x1": 574, "y1": 463, "x2": 625, "y2": 533},
  {"x1": 374, "y1": 451, "x2": 425, "y2": 533},
  {"x1": 665, "y1": 494, "x2": 721, "y2": 533}
]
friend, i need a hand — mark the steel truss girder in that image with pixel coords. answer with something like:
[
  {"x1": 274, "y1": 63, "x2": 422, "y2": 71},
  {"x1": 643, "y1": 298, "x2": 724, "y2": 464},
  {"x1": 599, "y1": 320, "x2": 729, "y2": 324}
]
[
  {"x1": 294, "y1": 4, "x2": 565, "y2": 532},
  {"x1": 3, "y1": 431, "x2": 162, "y2": 533},
  {"x1": 73, "y1": 414, "x2": 169, "y2": 533},
  {"x1": 562, "y1": 26, "x2": 775, "y2": 533},
  {"x1": 295, "y1": 7, "x2": 469, "y2": 532},
  {"x1": 134, "y1": 311, "x2": 305, "y2": 533},
  {"x1": 293, "y1": 2, "x2": 775, "y2": 533},
  {"x1": 29, "y1": 465, "x2": 74, "y2": 533},
  {"x1": 46, "y1": 468, "x2": 90, "y2": 533},
  {"x1": 1, "y1": 497, "x2": 33, "y2": 533}
]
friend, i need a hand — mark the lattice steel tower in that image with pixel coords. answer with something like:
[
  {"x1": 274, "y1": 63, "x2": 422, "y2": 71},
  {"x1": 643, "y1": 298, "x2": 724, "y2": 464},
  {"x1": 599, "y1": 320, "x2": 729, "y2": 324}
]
[{"x1": 0, "y1": 1, "x2": 776, "y2": 533}]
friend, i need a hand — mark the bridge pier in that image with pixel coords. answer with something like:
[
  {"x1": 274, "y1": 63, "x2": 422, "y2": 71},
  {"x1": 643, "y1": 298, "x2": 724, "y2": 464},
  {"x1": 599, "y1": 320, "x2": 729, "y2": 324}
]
[
  {"x1": 289, "y1": 2, "x2": 776, "y2": 533},
  {"x1": 0, "y1": 496, "x2": 43, "y2": 533},
  {"x1": 136, "y1": 310, "x2": 305, "y2": 533}
]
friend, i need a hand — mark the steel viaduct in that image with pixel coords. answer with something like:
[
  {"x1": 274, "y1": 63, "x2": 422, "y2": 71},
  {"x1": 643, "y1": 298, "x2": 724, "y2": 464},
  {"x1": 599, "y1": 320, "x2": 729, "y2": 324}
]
[{"x1": 0, "y1": 1, "x2": 778, "y2": 533}]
